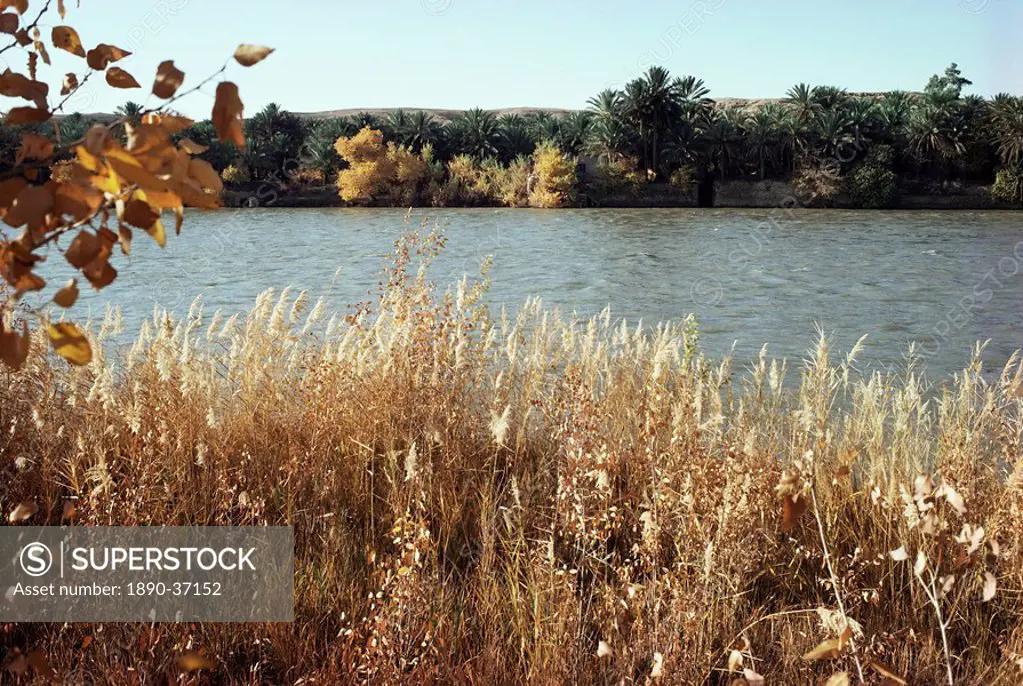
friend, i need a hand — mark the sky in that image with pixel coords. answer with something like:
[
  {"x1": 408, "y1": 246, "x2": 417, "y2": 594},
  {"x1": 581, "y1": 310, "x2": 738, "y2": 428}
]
[{"x1": 1, "y1": 0, "x2": 1021, "y2": 119}]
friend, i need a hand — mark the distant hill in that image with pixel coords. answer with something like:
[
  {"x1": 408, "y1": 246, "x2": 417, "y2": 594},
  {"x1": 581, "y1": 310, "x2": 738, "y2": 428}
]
[{"x1": 60, "y1": 93, "x2": 918, "y2": 124}]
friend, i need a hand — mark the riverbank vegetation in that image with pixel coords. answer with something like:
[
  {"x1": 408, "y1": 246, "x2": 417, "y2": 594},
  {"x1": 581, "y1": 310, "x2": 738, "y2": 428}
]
[
  {"x1": 11, "y1": 63, "x2": 1023, "y2": 208},
  {"x1": 2, "y1": 228, "x2": 1021, "y2": 683}
]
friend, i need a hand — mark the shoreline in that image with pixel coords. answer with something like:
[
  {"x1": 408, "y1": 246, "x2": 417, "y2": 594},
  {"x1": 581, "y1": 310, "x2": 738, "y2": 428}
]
[{"x1": 223, "y1": 181, "x2": 1022, "y2": 211}]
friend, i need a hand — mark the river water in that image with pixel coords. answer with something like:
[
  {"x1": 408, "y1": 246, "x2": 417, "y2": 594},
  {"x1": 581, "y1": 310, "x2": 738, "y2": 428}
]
[{"x1": 33, "y1": 207, "x2": 1023, "y2": 380}]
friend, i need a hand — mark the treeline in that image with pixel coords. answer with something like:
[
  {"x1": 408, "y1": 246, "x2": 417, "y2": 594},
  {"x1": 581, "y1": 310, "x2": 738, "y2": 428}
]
[{"x1": 5, "y1": 63, "x2": 1023, "y2": 206}]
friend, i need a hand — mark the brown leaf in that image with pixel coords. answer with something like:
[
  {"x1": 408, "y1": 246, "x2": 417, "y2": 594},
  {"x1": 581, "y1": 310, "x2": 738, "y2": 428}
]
[
  {"x1": 51, "y1": 25, "x2": 85, "y2": 57},
  {"x1": 0, "y1": 0, "x2": 28, "y2": 14},
  {"x1": 65, "y1": 229, "x2": 101, "y2": 268},
  {"x1": 824, "y1": 673, "x2": 850, "y2": 686},
  {"x1": 212, "y1": 81, "x2": 245, "y2": 147},
  {"x1": 152, "y1": 59, "x2": 184, "y2": 99},
  {"x1": 58, "y1": 0, "x2": 66, "y2": 18},
  {"x1": 0, "y1": 68, "x2": 48, "y2": 108},
  {"x1": 189, "y1": 158, "x2": 223, "y2": 192},
  {"x1": 15, "y1": 132, "x2": 53, "y2": 166},
  {"x1": 8, "y1": 500, "x2": 38, "y2": 523},
  {"x1": 178, "y1": 137, "x2": 208, "y2": 155},
  {"x1": 177, "y1": 652, "x2": 216, "y2": 672},
  {"x1": 0, "y1": 12, "x2": 17, "y2": 33},
  {"x1": 0, "y1": 319, "x2": 31, "y2": 369},
  {"x1": 781, "y1": 494, "x2": 806, "y2": 532},
  {"x1": 123, "y1": 198, "x2": 158, "y2": 229},
  {"x1": 6, "y1": 106, "x2": 49, "y2": 125},
  {"x1": 86, "y1": 43, "x2": 131, "y2": 71},
  {"x1": 47, "y1": 321, "x2": 92, "y2": 365},
  {"x1": 54, "y1": 180, "x2": 103, "y2": 221},
  {"x1": 106, "y1": 66, "x2": 140, "y2": 89},
  {"x1": 60, "y1": 72, "x2": 78, "y2": 95},
  {"x1": 233, "y1": 44, "x2": 274, "y2": 67},
  {"x1": 53, "y1": 278, "x2": 79, "y2": 307},
  {"x1": 3, "y1": 184, "x2": 53, "y2": 231},
  {"x1": 142, "y1": 112, "x2": 194, "y2": 133},
  {"x1": 802, "y1": 638, "x2": 842, "y2": 662}
]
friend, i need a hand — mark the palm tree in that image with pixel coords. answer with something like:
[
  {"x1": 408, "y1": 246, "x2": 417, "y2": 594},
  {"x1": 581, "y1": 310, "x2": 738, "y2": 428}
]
[
  {"x1": 559, "y1": 111, "x2": 592, "y2": 155},
  {"x1": 785, "y1": 83, "x2": 820, "y2": 127},
  {"x1": 673, "y1": 75, "x2": 712, "y2": 119},
  {"x1": 814, "y1": 109, "x2": 854, "y2": 160},
  {"x1": 845, "y1": 97, "x2": 879, "y2": 154},
  {"x1": 583, "y1": 117, "x2": 633, "y2": 164},
  {"x1": 702, "y1": 107, "x2": 741, "y2": 180},
  {"x1": 116, "y1": 101, "x2": 144, "y2": 125},
  {"x1": 622, "y1": 66, "x2": 683, "y2": 174},
  {"x1": 587, "y1": 89, "x2": 622, "y2": 123},
  {"x1": 386, "y1": 109, "x2": 412, "y2": 145},
  {"x1": 990, "y1": 95, "x2": 1023, "y2": 165},
  {"x1": 744, "y1": 105, "x2": 782, "y2": 179},
  {"x1": 448, "y1": 108, "x2": 500, "y2": 159},
  {"x1": 405, "y1": 110, "x2": 443, "y2": 153},
  {"x1": 812, "y1": 86, "x2": 848, "y2": 111},
  {"x1": 497, "y1": 114, "x2": 535, "y2": 161}
]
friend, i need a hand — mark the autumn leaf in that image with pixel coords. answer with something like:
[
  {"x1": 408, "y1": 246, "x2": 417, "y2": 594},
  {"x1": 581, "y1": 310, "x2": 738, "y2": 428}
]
[
  {"x1": 3, "y1": 184, "x2": 53, "y2": 232},
  {"x1": 58, "y1": 0, "x2": 66, "y2": 18},
  {"x1": 868, "y1": 661, "x2": 907, "y2": 685},
  {"x1": 781, "y1": 494, "x2": 806, "y2": 532},
  {"x1": 0, "y1": 69, "x2": 48, "y2": 108},
  {"x1": 8, "y1": 500, "x2": 38, "y2": 523},
  {"x1": 824, "y1": 673, "x2": 850, "y2": 686},
  {"x1": 51, "y1": 25, "x2": 85, "y2": 57},
  {"x1": 65, "y1": 229, "x2": 101, "y2": 268},
  {"x1": 179, "y1": 138, "x2": 208, "y2": 155},
  {"x1": 85, "y1": 43, "x2": 131, "y2": 71},
  {"x1": 47, "y1": 321, "x2": 92, "y2": 365},
  {"x1": 6, "y1": 106, "x2": 49, "y2": 125},
  {"x1": 53, "y1": 278, "x2": 79, "y2": 307},
  {"x1": 60, "y1": 72, "x2": 78, "y2": 95},
  {"x1": 177, "y1": 652, "x2": 216, "y2": 672},
  {"x1": 212, "y1": 81, "x2": 245, "y2": 147},
  {"x1": 0, "y1": 319, "x2": 30, "y2": 369},
  {"x1": 107, "y1": 66, "x2": 140, "y2": 89},
  {"x1": 0, "y1": 12, "x2": 16, "y2": 33},
  {"x1": 0, "y1": 0, "x2": 28, "y2": 14},
  {"x1": 233, "y1": 44, "x2": 274, "y2": 67},
  {"x1": 123, "y1": 198, "x2": 158, "y2": 229},
  {"x1": 152, "y1": 59, "x2": 184, "y2": 99},
  {"x1": 802, "y1": 638, "x2": 842, "y2": 661},
  {"x1": 189, "y1": 158, "x2": 224, "y2": 193},
  {"x1": 15, "y1": 133, "x2": 54, "y2": 166},
  {"x1": 118, "y1": 225, "x2": 132, "y2": 255}
]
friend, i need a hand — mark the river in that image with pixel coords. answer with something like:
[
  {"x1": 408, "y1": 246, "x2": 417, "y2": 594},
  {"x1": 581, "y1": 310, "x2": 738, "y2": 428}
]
[{"x1": 33, "y1": 207, "x2": 1023, "y2": 380}]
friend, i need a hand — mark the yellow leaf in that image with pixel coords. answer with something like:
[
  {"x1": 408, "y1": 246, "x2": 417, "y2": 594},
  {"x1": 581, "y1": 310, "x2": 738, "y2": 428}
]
[
  {"x1": 824, "y1": 673, "x2": 850, "y2": 686},
  {"x1": 147, "y1": 217, "x2": 166, "y2": 247},
  {"x1": 8, "y1": 500, "x2": 38, "y2": 523},
  {"x1": 51, "y1": 25, "x2": 85, "y2": 57},
  {"x1": 212, "y1": 81, "x2": 245, "y2": 147},
  {"x1": 233, "y1": 44, "x2": 274, "y2": 67},
  {"x1": 106, "y1": 149, "x2": 170, "y2": 192},
  {"x1": 53, "y1": 278, "x2": 79, "y2": 307},
  {"x1": 142, "y1": 112, "x2": 193, "y2": 133},
  {"x1": 106, "y1": 66, "x2": 140, "y2": 89},
  {"x1": 802, "y1": 638, "x2": 842, "y2": 662},
  {"x1": 867, "y1": 661, "x2": 907, "y2": 685},
  {"x1": 86, "y1": 43, "x2": 131, "y2": 71},
  {"x1": 47, "y1": 321, "x2": 91, "y2": 365},
  {"x1": 177, "y1": 652, "x2": 216, "y2": 672},
  {"x1": 152, "y1": 59, "x2": 184, "y2": 99}
]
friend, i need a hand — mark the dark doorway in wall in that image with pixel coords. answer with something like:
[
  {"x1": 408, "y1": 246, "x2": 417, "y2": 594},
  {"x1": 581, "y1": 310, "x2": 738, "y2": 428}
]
[{"x1": 697, "y1": 174, "x2": 715, "y2": 207}]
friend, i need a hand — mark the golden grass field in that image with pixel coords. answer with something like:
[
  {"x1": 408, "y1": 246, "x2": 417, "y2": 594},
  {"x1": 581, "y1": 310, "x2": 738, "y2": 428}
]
[{"x1": 2, "y1": 226, "x2": 1021, "y2": 684}]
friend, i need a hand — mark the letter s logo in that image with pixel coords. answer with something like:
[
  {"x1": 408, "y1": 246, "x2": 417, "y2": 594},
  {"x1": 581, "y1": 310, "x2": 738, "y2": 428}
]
[{"x1": 20, "y1": 542, "x2": 53, "y2": 577}]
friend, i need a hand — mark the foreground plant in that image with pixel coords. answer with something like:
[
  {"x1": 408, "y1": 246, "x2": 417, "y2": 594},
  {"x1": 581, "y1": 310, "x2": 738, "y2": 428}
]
[
  {"x1": 0, "y1": 0, "x2": 272, "y2": 368},
  {"x1": 1, "y1": 227, "x2": 1021, "y2": 683}
]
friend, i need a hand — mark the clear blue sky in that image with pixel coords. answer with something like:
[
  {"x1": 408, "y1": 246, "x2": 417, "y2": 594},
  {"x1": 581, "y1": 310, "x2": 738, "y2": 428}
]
[{"x1": 2, "y1": 0, "x2": 1020, "y2": 118}]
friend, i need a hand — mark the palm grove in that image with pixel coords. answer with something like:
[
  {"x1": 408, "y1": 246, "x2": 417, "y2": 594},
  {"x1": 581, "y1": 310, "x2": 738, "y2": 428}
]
[{"x1": 10, "y1": 63, "x2": 1023, "y2": 208}]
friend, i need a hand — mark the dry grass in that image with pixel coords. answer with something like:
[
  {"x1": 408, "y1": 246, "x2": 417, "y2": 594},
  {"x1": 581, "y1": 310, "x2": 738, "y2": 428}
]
[{"x1": 2, "y1": 225, "x2": 1022, "y2": 684}]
